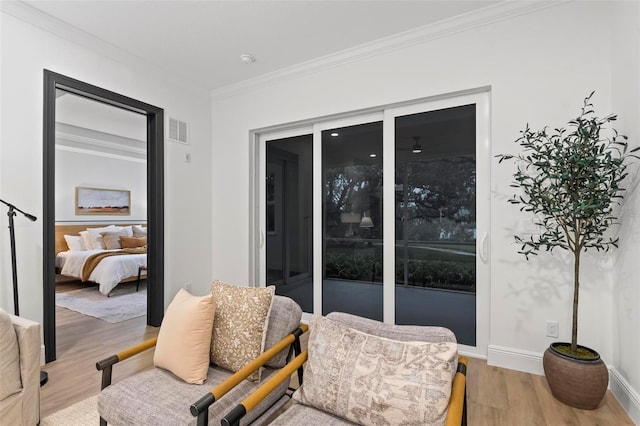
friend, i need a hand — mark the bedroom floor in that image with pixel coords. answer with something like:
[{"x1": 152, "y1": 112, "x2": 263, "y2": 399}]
[{"x1": 42, "y1": 277, "x2": 154, "y2": 417}]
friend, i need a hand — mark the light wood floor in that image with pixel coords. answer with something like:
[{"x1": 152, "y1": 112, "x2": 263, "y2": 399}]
[{"x1": 42, "y1": 304, "x2": 634, "y2": 425}]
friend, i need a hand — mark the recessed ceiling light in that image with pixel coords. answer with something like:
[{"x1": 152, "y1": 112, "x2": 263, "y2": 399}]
[
  {"x1": 369, "y1": 153, "x2": 377, "y2": 158},
  {"x1": 330, "y1": 132, "x2": 339, "y2": 137},
  {"x1": 240, "y1": 54, "x2": 256, "y2": 64}
]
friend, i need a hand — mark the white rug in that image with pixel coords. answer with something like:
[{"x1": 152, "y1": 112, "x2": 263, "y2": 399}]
[
  {"x1": 42, "y1": 395, "x2": 98, "y2": 425},
  {"x1": 55, "y1": 284, "x2": 147, "y2": 323}
]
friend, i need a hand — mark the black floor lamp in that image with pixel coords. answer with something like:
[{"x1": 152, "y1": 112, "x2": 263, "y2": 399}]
[{"x1": 0, "y1": 198, "x2": 48, "y2": 386}]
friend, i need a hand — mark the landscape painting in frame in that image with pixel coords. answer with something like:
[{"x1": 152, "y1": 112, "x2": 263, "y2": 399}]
[{"x1": 75, "y1": 187, "x2": 131, "y2": 215}]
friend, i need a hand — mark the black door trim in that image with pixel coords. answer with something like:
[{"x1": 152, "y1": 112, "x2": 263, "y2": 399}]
[{"x1": 43, "y1": 70, "x2": 164, "y2": 362}]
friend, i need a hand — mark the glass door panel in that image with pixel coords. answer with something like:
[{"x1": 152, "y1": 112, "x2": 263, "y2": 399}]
[
  {"x1": 322, "y1": 121, "x2": 383, "y2": 320},
  {"x1": 266, "y1": 134, "x2": 313, "y2": 313},
  {"x1": 394, "y1": 104, "x2": 477, "y2": 346}
]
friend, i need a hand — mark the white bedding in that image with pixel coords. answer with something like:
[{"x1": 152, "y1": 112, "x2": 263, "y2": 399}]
[{"x1": 57, "y1": 249, "x2": 147, "y2": 295}]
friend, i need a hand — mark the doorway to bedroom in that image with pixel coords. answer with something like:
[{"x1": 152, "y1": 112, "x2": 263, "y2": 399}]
[
  {"x1": 43, "y1": 70, "x2": 165, "y2": 363},
  {"x1": 53, "y1": 90, "x2": 149, "y2": 358}
]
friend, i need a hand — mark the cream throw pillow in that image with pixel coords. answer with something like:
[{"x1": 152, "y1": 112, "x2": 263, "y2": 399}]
[
  {"x1": 153, "y1": 289, "x2": 215, "y2": 384},
  {"x1": 210, "y1": 280, "x2": 275, "y2": 381},
  {"x1": 294, "y1": 315, "x2": 457, "y2": 426},
  {"x1": 0, "y1": 309, "x2": 22, "y2": 400}
]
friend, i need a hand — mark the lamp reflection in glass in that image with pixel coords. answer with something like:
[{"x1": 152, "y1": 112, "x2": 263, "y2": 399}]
[
  {"x1": 359, "y1": 213, "x2": 374, "y2": 228},
  {"x1": 340, "y1": 212, "x2": 362, "y2": 236},
  {"x1": 412, "y1": 136, "x2": 422, "y2": 154}
]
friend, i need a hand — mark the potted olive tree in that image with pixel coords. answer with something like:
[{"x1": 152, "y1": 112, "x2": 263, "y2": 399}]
[{"x1": 497, "y1": 92, "x2": 638, "y2": 409}]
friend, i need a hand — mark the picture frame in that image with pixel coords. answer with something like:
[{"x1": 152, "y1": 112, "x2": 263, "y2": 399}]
[{"x1": 75, "y1": 187, "x2": 131, "y2": 215}]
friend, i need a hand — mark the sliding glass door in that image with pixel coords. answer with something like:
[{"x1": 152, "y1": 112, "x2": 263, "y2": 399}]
[
  {"x1": 393, "y1": 104, "x2": 477, "y2": 345},
  {"x1": 264, "y1": 133, "x2": 313, "y2": 313},
  {"x1": 256, "y1": 91, "x2": 489, "y2": 354},
  {"x1": 321, "y1": 120, "x2": 383, "y2": 320}
]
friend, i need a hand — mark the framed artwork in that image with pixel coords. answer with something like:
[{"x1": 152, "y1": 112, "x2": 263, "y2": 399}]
[{"x1": 75, "y1": 187, "x2": 131, "y2": 215}]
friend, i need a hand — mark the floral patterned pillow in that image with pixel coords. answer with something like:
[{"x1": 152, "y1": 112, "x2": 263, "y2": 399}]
[
  {"x1": 210, "y1": 280, "x2": 275, "y2": 381},
  {"x1": 294, "y1": 315, "x2": 457, "y2": 426}
]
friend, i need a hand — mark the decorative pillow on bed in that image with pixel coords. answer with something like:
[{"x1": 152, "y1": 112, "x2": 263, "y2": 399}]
[
  {"x1": 132, "y1": 225, "x2": 147, "y2": 237},
  {"x1": 79, "y1": 230, "x2": 93, "y2": 250},
  {"x1": 153, "y1": 288, "x2": 215, "y2": 384},
  {"x1": 120, "y1": 236, "x2": 147, "y2": 248},
  {"x1": 210, "y1": 280, "x2": 275, "y2": 381},
  {"x1": 100, "y1": 231, "x2": 128, "y2": 250},
  {"x1": 114, "y1": 225, "x2": 133, "y2": 237},
  {"x1": 293, "y1": 315, "x2": 457, "y2": 426},
  {"x1": 63, "y1": 235, "x2": 84, "y2": 251},
  {"x1": 87, "y1": 225, "x2": 117, "y2": 250}
]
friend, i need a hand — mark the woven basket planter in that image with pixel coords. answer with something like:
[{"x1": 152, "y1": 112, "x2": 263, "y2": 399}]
[{"x1": 542, "y1": 342, "x2": 608, "y2": 409}]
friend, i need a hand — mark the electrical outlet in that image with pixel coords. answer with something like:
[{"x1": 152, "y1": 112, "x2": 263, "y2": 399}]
[{"x1": 546, "y1": 321, "x2": 559, "y2": 338}]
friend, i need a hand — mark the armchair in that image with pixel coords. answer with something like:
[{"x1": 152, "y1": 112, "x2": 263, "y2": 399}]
[
  {"x1": 96, "y1": 294, "x2": 304, "y2": 425},
  {"x1": 223, "y1": 312, "x2": 468, "y2": 426},
  {"x1": 0, "y1": 309, "x2": 41, "y2": 426}
]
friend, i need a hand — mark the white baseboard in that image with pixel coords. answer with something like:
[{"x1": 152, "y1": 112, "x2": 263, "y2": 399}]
[
  {"x1": 610, "y1": 368, "x2": 640, "y2": 425},
  {"x1": 487, "y1": 344, "x2": 544, "y2": 375}
]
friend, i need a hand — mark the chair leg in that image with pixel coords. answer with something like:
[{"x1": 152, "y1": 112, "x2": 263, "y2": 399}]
[{"x1": 100, "y1": 417, "x2": 107, "y2": 426}]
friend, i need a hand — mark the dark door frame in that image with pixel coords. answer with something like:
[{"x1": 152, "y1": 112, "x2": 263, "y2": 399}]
[{"x1": 43, "y1": 70, "x2": 164, "y2": 362}]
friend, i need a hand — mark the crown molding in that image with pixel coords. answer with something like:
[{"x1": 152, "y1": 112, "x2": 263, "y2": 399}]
[
  {"x1": 1, "y1": 0, "x2": 209, "y2": 99},
  {"x1": 211, "y1": 0, "x2": 568, "y2": 100},
  {"x1": 56, "y1": 123, "x2": 146, "y2": 161}
]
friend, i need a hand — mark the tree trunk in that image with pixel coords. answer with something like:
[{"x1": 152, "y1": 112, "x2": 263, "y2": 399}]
[{"x1": 571, "y1": 249, "x2": 580, "y2": 355}]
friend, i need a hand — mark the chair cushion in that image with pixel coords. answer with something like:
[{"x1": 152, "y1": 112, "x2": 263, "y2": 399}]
[
  {"x1": 264, "y1": 296, "x2": 302, "y2": 368},
  {"x1": 327, "y1": 311, "x2": 457, "y2": 343},
  {"x1": 293, "y1": 315, "x2": 457, "y2": 426},
  {"x1": 98, "y1": 366, "x2": 287, "y2": 426},
  {"x1": 210, "y1": 281, "x2": 275, "y2": 381},
  {"x1": 153, "y1": 289, "x2": 215, "y2": 384},
  {"x1": 0, "y1": 309, "x2": 22, "y2": 400}
]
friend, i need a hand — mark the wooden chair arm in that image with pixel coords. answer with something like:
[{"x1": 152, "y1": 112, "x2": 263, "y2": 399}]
[
  {"x1": 446, "y1": 355, "x2": 468, "y2": 426},
  {"x1": 95, "y1": 337, "x2": 158, "y2": 390},
  {"x1": 96, "y1": 337, "x2": 158, "y2": 371},
  {"x1": 222, "y1": 351, "x2": 308, "y2": 426},
  {"x1": 190, "y1": 324, "x2": 307, "y2": 423}
]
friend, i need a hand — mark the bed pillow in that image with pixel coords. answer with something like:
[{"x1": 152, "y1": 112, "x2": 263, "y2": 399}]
[
  {"x1": 101, "y1": 231, "x2": 128, "y2": 250},
  {"x1": 154, "y1": 289, "x2": 215, "y2": 384},
  {"x1": 63, "y1": 235, "x2": 84, "y2": 251},
  {"x1": 79, "y1": 230, "x2": 93, "y2": 250},
  {"x1": 114, "y1": 225, "x2": 133, "y2": 237},
  {"x1": 87, "y1": 225, "x2": 117, "y2": 250},
  {"x1": 132, "y1": 225, "x2": 147, "y2": 237},
  {"x1": 293, "y1": 315, "x2": 457, "y2": 426},
  {"x1": 120, "y1": 236, "x2": 147, "y2": 248},
  {"x1": 210, "y1": 280, "x2": 274, "y2": 381}
]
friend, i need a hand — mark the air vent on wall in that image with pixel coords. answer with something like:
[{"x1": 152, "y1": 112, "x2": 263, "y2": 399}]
[{"x1": 168, "y1": 117, "x2": 189, "y2": 144}]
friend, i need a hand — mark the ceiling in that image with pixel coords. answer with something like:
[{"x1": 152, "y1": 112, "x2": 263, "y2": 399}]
[{"x1": 22, "y1": 0, "x2": 502, "y2": 92}]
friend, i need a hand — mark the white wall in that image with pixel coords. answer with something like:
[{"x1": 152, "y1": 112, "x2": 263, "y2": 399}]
[
  {"x1": 0, "y1": 10, "x2": 213, "y2": 324},
  {"x1": 611, "y1": 1, "x2": 640, "y2": 422},
  {"x1": 55, "y1": 150, "x2": 147, "y2": 222},
  {"x1": 210, "y1": 0, "x2": 637, "y2": 390}
]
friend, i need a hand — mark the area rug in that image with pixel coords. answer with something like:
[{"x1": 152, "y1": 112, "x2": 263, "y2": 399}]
[
  {"x1": 55, "y1": 284, "x2": 146, "y2": 323},
  {"x1": 42, "y1": 395, "x2": 98, "y2": 425}
]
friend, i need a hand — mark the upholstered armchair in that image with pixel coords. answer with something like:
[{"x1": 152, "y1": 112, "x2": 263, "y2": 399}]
[
  {"x1": 96, "y1": 286, "x2": 305, "y2": 426},
  {"x1": 0, "y1": 309, "x2": 41, "y2": 426},
  {"x1": 223, "y1": 312, "x2": 468, "y2": 426}
]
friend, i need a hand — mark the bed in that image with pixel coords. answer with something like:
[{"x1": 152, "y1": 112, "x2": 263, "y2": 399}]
[{"x1": 55, "y1": 224, "x2": 147, "y2": 296}]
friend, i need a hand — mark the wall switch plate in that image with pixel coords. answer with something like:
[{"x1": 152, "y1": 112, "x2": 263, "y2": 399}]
[
  {"x1": 185, "y1": 153, "x2": 191, "y2": 163},
  {"x1": 546, "y1": 320, "x2": 559, "y2": 338},
  {"x1": 185, "y1": 283, "x2": 192, "y2": 292}
]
